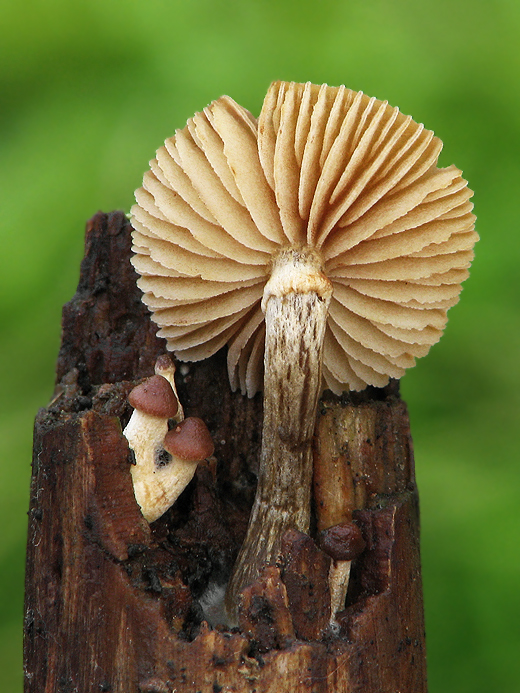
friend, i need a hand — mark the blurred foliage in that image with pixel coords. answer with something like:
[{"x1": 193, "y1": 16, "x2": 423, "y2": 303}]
[{"x1": 1, "y1": 0, "x2": 519, "y2": 690}]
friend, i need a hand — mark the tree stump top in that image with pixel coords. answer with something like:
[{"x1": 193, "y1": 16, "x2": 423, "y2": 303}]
[{"x1": 24, "y1": 212, "x2": 427, "y2": 693}]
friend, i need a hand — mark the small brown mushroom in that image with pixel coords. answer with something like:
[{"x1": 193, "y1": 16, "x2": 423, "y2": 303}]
[
  {"x1": 127, "y1": 417, "x2": 215, "y2": 522},
  {"x1": 130, "y1": 81, "x2": 478, "y2": 619},
  {"x1": 319, "y1": 522, "x2": 366, "y2": 562},
  {"x1": 320, "y1": 521, "x2": 366, "y2": 627},
  {"x1": 124, "y1": 373, "x2": 180, "y2": 522},
  {"x1": 154, "y1": 354, "x2": 184, "y2": 422},
  {"x1": 123, "y1": 358, "x2": 212, "y2": 523},
  {"x1": 128, "y1": 374, "x2": 178, "y2": 418},
  {"x1": 163, "y1": 417, "x2": 214, "y2": 461}
]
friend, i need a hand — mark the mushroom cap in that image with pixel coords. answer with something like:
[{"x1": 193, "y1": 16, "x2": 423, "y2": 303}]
[
  {"x1": 163, "y1": 417, "x2": 214, "y2": 461},
  {"x1": 155, "y1": 353, "x2": 175, "y2": 374},
  {"x1": 131, "y1": 81, "x2": 478, "y2": 396},
  {"x1": 319, "y1": 522, "x2": 366, "y2": 562},
  {"x1": 128, "y1": 375, "x2": 178, "y2": 418}
]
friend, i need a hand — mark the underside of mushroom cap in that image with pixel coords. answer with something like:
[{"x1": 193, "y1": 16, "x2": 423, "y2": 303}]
[{"x1": 131, "y1": 81, "x2": 478, "y2": 396}]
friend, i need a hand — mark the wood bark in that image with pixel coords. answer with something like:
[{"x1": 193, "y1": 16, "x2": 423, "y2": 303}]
[{"x1": 24, "y1": 211, "x2": 428, "y2": 692}]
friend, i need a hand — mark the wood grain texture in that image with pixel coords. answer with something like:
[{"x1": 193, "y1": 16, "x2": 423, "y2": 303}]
[{"x1": 24, "y1": 211, "x2": 427, "y2": 692}]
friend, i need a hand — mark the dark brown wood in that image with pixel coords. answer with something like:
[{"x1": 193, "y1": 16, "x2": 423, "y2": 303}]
[
  {"x1": 238, "y1": 566, "x2": 295, "y2": 652},
  {"x1": 24, "y1": 211, "x2": 427, "y2": 692},
  {"x1": 280, "y1": 529, "x2": 332, "y2": 641}
]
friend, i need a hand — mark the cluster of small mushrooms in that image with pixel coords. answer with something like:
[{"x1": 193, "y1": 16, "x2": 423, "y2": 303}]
[
  {"x1": 123, "y1": 355, "x2": 214, "y2": 523},
  {"x1": 128, "y1": 81, "x2": 477, "y2": 623}
]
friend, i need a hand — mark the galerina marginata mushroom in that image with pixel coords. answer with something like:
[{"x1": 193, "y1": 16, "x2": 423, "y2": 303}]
[
  {"x1": 129, "y1": 81, "x2": 478, "y2": 620},
  {"x1": 320, "y1": 521, "x2": 366, "y2": 628}
]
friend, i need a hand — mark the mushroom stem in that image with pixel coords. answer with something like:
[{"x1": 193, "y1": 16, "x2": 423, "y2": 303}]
[
  {"x1": 154, "y1": 354, "x2": 184, "y2": 422},
  {"x1": 123, "y1": 365, "x2": 202, "y2": 523},
  {"x1": 124, "y1": 410, "x2": 172, "y2": 522},
  {"x1": 226, "y1": 248, "x2": 332, "y2": 620},
  {"x1": 328, "y1": 560, "x2": 352, "y2": 626},
  {"x1": 125, "y1": 411, "x2": 206, "y2": 523}
]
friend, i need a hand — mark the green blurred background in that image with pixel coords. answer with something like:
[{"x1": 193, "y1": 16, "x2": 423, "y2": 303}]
[{"x1": 1, "y1": 0, "x2": 518, "y2": 690}]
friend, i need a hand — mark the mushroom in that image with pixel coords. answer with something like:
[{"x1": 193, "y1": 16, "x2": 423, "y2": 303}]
[
  {"x1": 313, "y1": 411, "x2": 367, "y2": 626},
  {"x1": 124, "y1": 373, "x2": 180, "y2": 521},
  {"x1": 154, "y1": 353, "x2": 184, "y2": 421},
  {"x1": 164, "y1": 417, "x2": 215, "y2": 461},
  {"x1": 319, "y1": 521, "x2": 366, "y2": 629},
  {"x1": 153, "y1": 417, "x2": 215, "y2": 513},
  {"x1": 123, "y1": 356, "x2": 213, "y2": 523},
  {"x1": 129, "y1": 81, "x2": 478, "y2": 618}
]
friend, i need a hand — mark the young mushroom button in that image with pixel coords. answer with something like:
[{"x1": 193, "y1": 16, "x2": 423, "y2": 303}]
[
  {"x1": 128, "y1": 375, "x2": 178, "y2": 418},
  {"x1": 130, "y1": 80, "x2": 478, "y2": 620},
  {"x1": 320, "y1": 522, "x2": 366, "y2": 628},
  {"x1": 124, "y1": 374, "x2": 179, "y2": 522},
  {"x1": 154, "y1": 353, "x2": 185, "y2": 421},
  {"x1": 319, "y1": 522, "x2": 366, "y2": 563},
  {"x1": 163, "y1": 417, "x2": 214, "y2": 462}
]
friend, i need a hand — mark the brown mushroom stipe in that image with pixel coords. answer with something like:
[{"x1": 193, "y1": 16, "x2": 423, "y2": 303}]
[
  {"x1": 130, "y1": 81, "x2": 478, "y2": 621},
  {"x1": 163, "y1": 417, "x2": 214, "y2": 461}
]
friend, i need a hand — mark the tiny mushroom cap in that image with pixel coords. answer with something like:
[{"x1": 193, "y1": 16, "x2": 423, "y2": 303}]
[
  {"x1": 155, "y1": 353, "x2": 175, "y2": 375},
  {"x1": 163, "y1": 417, "x2": 214, "y2": 462},
  {"x1": 319, "y1": 522, "x2": 366, "y2": 562},
  {"x1": 153, "y1": 353, "x2": 184, "y2": 421},
  {"x1": 128, "y1": 374, "x2": 178, "y2": 418}
]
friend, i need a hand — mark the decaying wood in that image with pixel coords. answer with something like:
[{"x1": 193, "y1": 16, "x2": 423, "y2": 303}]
[{"x1": 24, "y1": 211, "x2": 427, "y2": 692}]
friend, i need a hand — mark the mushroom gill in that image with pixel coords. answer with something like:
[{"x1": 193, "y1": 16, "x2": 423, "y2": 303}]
[{"x1": 131, "y1": 81, "x2": 477, "y2": 396}]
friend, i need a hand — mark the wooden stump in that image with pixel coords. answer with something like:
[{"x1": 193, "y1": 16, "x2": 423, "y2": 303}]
[{"x1": 24, "y1": 212, "x2": 428, "y2": 692}]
